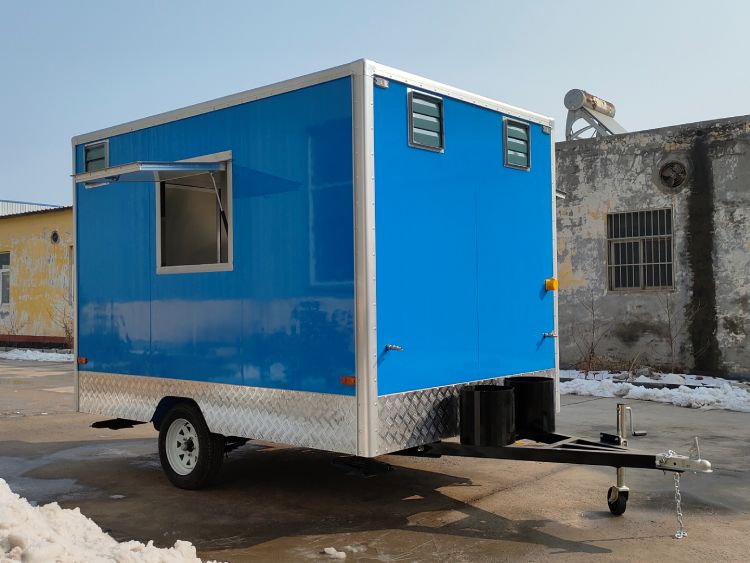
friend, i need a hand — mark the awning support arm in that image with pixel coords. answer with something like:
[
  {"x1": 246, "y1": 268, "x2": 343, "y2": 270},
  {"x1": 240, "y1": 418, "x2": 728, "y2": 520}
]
[{"x1": 210, "y1": 173, "x2": 229, "y2": 233}]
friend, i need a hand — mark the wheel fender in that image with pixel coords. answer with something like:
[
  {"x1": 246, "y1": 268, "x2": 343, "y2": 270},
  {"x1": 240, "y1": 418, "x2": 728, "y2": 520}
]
[{"x1": 151, "y1": 396, "x2": 199, "y2": 431}]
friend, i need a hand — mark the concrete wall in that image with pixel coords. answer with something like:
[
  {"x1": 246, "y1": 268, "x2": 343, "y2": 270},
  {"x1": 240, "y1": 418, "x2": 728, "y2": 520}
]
[
  {"x1": 0, "y1": 208, "x2": 73, "y2": 346},
  {"x1": 556, "y1": 116, "x2": 750, "y2": 377}
]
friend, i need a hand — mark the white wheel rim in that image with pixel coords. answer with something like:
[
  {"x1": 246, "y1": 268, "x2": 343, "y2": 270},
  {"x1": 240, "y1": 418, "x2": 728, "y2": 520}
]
[{"x1": 165, "y1": 418, "x2": 200, "y2": 475}]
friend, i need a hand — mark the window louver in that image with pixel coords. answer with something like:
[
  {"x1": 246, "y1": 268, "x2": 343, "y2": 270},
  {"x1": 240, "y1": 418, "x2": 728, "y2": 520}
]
[
  {"x1": 409, "y1": 92, "x2": 443, "y2": 151},
  {"x1": 505, "y1": 121, "x2": 530, "y2": 169}
]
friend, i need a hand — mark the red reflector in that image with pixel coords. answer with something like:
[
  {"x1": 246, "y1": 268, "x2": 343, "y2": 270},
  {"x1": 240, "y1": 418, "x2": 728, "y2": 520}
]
[
  {"x1": 340, "y1": 376, "x2": 356, "y2": 386},
  {"x1": 77, "y1": 357, "x2": 88, "y2": 365}
]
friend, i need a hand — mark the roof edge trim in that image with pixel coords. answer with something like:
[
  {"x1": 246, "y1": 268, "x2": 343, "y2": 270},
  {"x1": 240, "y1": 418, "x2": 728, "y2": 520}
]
[
  {"x1": 72, "y1": 59, "x2": 552, "y2": 145},
  {"x1": 364, "y1": 60, "x2": 553, "y2": 127}
]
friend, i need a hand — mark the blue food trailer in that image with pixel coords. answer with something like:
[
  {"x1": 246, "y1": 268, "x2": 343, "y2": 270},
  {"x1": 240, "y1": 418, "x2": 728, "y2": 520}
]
[{"x1": 73, "y1": 60, "x2": 708, "y2": 513}]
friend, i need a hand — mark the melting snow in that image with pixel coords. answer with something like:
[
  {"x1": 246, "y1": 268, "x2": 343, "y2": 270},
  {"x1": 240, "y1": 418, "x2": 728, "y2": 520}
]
[
  {"x1": 561, "y1": 370, "x2": 750, "y2": 412},
  {"x1": 0, "y1": 479, "x2": 209, "y2": 562},
  {"x1": 322, "y1": 547, "x2": 347, "y2": 559},
  {"x1": 0, "y1": 349, "x2": 73, "y2": 362}
]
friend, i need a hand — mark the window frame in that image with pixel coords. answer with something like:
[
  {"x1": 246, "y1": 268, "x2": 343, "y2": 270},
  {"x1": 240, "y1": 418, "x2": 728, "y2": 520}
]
[
  {"x1": 0, "y1": 251, "x2": 10, "y2": 307},
  {"x1": 606, "y1": 208, "x2": 675, "y2": 292},
  {"x1": 504, "y1": 118, "x2": 531, "y2": 171},
  {"x1": 407, "y1": 89, "x2": 445, "y2": 153},
  {"x1": 84, "y1": 140, "x2": 109, "y2": 173},
  {"x1": 155, "y1": 150, "x2": 234, "y2": 275}
]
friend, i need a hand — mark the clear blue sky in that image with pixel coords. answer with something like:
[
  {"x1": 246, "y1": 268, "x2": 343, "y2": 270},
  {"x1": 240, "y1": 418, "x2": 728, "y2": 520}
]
[{"x1": 1, "y1": 0, "x2": 748, "y2": 205}]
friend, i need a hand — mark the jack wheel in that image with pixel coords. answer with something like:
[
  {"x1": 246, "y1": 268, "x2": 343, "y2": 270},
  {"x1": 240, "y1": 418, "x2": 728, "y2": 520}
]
[{"x1": 607, "y1": 486, "x2": 628, "y2": 516}]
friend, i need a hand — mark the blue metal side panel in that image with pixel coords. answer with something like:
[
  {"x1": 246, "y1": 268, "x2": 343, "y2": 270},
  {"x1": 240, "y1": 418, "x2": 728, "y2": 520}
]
[
  {"x1": 75, "y1": 174, "x2": 152, "y2": 376},
  {"x1": 374, "y1": 81, "x2": 555, "y2": 396},
  {"x1": 75, "y1": 77, "x2": 355, "y2": 395}
]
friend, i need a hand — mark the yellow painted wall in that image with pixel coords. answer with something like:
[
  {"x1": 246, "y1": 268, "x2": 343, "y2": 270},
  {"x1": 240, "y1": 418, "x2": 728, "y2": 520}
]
[{"x1": 0, "y1": 208, "x2": 73, "y2": 342}]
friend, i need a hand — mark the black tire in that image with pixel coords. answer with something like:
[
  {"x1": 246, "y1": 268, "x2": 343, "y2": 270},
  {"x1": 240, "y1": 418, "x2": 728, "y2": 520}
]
[
  {"x1": 607, "y1": 486, "x2": 628, "y2": 516},
  {"x1": 158, "y1": 402, "x2": 225, "y2": 490}
]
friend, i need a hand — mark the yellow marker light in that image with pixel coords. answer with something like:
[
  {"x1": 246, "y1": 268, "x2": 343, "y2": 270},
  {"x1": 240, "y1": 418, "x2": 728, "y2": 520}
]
[{"x1": 545, "y1": 278, "x2": 558, "y2": 291}]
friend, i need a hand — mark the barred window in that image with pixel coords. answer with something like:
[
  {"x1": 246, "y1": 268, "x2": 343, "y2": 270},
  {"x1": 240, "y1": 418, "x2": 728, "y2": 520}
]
[{"x1": 607, "y1": 209, "x2": 673, "y2": 290}]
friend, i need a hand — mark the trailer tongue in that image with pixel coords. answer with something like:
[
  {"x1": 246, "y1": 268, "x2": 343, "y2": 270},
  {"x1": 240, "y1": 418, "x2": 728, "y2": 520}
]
[
  {"x1": 399, "y1": 431, "x2": 712, "y2": 475},
  {"x1": 396, "y1": 400, "x2": 712, "y2": 535}
]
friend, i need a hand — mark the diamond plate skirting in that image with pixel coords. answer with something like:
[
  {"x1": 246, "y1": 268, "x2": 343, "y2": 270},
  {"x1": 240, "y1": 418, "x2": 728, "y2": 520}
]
[
  {"x1": 376, "y1": 369, "x2": 556, "y2": 455},
  {"x1": 78, "y1": 371, "x2": 357, "y2": 454}
]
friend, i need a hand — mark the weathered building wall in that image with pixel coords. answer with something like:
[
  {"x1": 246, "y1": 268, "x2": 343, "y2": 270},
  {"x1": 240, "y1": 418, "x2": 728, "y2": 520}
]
[
  {"x1": 712, "y1": 128, "x2": 750, "y2": 374},
  {"x1": 556, "y1": 116, "x2": 750, "y2": 377},
  {"x1": 0, "y1": 208, "x2": 73, "y2": 346}
]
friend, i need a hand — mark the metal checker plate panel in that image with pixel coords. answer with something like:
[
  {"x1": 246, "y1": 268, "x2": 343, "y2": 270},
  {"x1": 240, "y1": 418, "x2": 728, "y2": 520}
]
[
  {"x1": 79, "y1": 371, "x2": 357, "y2": 454},
  {"x1": 377, "y1": 369, "x2": 556, "y2": 454}
]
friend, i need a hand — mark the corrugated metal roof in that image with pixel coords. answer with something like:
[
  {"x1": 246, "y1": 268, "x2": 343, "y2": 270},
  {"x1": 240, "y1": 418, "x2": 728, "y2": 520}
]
[
  {"x1": 0, "y1": 203, "x2": 71, "y2": 219},
  {"x1": 0, "y1": 200, "x2": 61, "y2": 217}
]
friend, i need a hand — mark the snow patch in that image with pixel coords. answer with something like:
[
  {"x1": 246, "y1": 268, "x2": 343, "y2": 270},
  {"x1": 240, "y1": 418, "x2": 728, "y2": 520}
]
[
  {"x1": 322, "y1": 547, "x2": 347, "y2": 559},
  {"x1": 0, "y1": 478, "x2": 211, "y2": 562},
  {"x1": 561, "y1": 378, "x2": 750, "y2": 412},
  {"x1": 660, "y1": 373, "x2": 686, "y2": 385},
  {"x1": 560, "y1": 369, "x2": 735, "y2": 389},
  {"x1": 0, "y1": 349, "x2": 73, "y2": 362}
]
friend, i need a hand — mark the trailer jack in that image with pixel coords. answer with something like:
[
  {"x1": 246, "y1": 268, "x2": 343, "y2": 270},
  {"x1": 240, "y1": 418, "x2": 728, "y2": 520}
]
[{"x1": 396, "y1": 402, "x2": 712, "y2": 522}]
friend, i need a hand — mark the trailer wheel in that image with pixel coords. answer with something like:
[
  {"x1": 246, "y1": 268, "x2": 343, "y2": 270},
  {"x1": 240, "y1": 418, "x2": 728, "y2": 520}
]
[
  {"x1": 158, "y1": 402, "x2": 224, "y2": 490},
  {"x1": 607, "y1": 486, "x2": 628, "y2": 516}
]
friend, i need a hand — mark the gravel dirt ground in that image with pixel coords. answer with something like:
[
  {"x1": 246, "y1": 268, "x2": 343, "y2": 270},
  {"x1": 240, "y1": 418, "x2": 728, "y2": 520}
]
[{"x1": 1, "y1": 358, "x2": 748, "y2": 562}]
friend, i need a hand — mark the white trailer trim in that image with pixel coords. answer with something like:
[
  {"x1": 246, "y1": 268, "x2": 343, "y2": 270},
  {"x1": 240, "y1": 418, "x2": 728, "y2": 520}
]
[
  {"x1": 550, "y1": 126, "x2": 561, "y2": 412},
  {"x1": 365, "y1": 61, "x2": 552, "y2": 127},
  {"x1": 72, "y1": 143, "x2": 79, "y2": 412},
  {"x1": 353, "y1": 61, "x2": 381, "y2": 457},
  {"x1": 72, "y1": 60, "x2": 552, "y2": 147},
  {"x1": 72, "y1": 61, "x2": 362, "y2": 146}
]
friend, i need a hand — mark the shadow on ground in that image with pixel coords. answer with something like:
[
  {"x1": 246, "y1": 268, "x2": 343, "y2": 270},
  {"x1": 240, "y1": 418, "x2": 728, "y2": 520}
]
[{"x1": 3, "y1": 438, "x2": 612, "y2": 556}]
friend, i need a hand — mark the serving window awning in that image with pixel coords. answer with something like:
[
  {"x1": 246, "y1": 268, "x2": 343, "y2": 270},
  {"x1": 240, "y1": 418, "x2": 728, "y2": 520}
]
[{"x1": 74, "y1": 161, "x2": 226, "y2": 188}]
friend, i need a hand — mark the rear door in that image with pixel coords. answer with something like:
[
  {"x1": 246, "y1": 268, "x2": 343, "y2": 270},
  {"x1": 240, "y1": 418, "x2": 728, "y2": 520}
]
[{"x1": 373, "y1": 81, "x2": 555, "y2": 396}]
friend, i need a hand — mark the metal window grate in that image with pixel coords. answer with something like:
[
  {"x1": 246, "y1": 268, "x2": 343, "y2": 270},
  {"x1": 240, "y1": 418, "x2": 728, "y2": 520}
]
[
  {"x1": 409, "y1": 91, "x2": 443, "y2": 151},
  {"x1": 84, "y1": 142, "x2": 107, "y2": 172},
  {"x1": 607, "y1": 209, "x2": 673, "y2": 290},
  {"x1": 505, "y1": 120, "x2": 530, "y2": 169}
]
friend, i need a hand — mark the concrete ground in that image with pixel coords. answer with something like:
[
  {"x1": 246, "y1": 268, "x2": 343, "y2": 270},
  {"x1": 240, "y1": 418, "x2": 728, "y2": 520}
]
[{"x1": 0, "y1": 359, "x2": 748, "y2": 562}]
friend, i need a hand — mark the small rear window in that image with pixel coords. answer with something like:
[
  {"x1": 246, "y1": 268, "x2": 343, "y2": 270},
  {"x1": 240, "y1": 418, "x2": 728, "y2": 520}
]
[
  {"x1": 409, "y1": 91, "x2": 444, "y2": 151},
  {"x1": 505, "y1": 120, "x2": 530, "y2": 169},
  {"x1": 84, "y1": 141, "x2": 108, "y2": 172}
]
